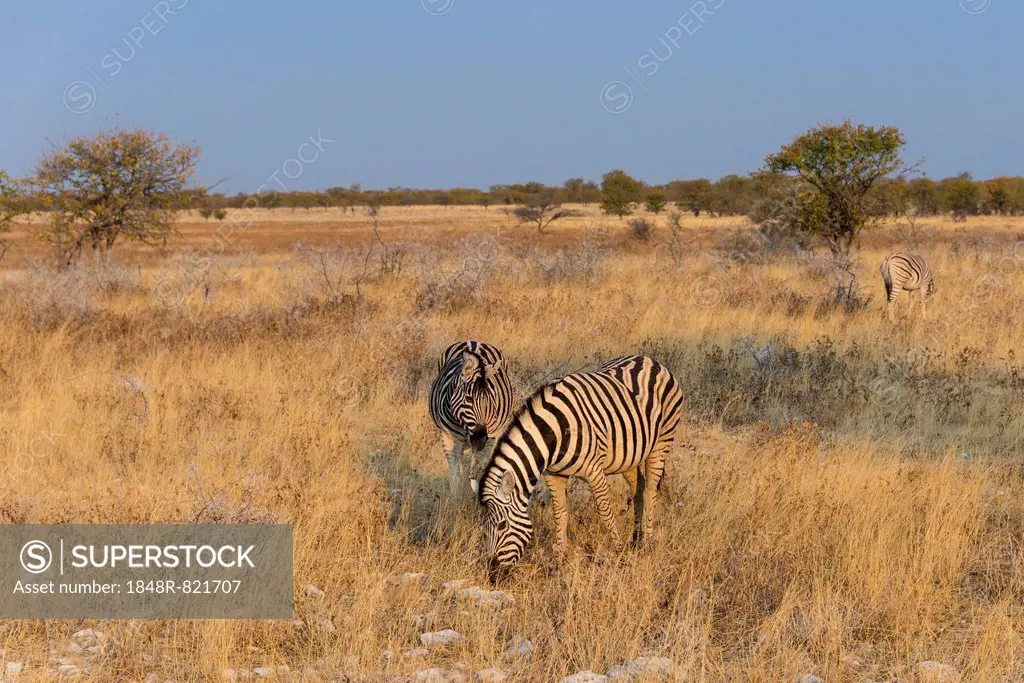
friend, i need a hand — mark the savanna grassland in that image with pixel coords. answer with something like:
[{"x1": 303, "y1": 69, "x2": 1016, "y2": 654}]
[{"x1": 2, "y1": 205, "x2": 1024, "y2": 682}]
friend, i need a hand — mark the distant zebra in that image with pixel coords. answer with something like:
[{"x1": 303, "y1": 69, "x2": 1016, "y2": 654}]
[
  {"x1": 881, "y1": 252, "x2": 935, "y2": 321},
  {"x1": 429, "y1": 341, "x2": 514, "y2": 499},
  {"x1": 472, "y1": 355, "x2": 684, "y2": 578}
]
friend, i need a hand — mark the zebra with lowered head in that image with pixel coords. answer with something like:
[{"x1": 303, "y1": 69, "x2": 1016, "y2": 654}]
[
  {"x1": 429, "y1": 341, "x2": 514, "y2": 500},
  {"x1": 472, "y1": 355, "x2": 684, "y2": 580},
  {"x1": 881, "y1": 252, "x2": 935, "y2": 321}
]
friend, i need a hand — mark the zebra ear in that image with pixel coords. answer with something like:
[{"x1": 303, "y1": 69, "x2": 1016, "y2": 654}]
[
  {"x1": 461, "y1": 353, "x2": 481, "y2": 378},
  {"x1": 470, "y1": 478, "x2": 480, "y2": 496},
  {"x1": 497, "y1": 471, "x2": 515, "y2": 502},
  {"x1": 483, "y1": 361, "x2": 502, "y2": 381}
]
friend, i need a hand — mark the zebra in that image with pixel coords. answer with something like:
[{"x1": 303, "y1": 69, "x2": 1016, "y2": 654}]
[
  {"x1": 881, "y1": 252, "x2": 935, "y2": 321},
  {"x1": 471, "y1": 355, "x2": 684, "y2": 579},
  {"x1": 429, "y1": 341, "x2": 514, "y2": 499}
]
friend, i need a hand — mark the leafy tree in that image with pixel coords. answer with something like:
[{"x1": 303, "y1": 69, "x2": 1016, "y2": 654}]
[
  {"x1": 672, "y1": 179, "x2": 716, "y2": 217},
  {"x1": 32, "y1": 128, "x2": 199, "y2": 266},
  {"x1": 944, "y1": 172, "x2": 981, "y2": 221},
  {"x1": 262, "y1": 190, "x2": 281, "y2": 209},
  {"x1": 600, "y1": 169, "x2": 644, "y2": 219},
  {"x1": 760, "y1": 121, "x2": 907, "y2": 255},
  {"x1": 713, "y1": 174, "x2": 754, "y2": 215},
  {"x1": 563, "y1": 177, "x2": 586, "y2": 203},
  {"x1": 0, "y1": 171, "x2": 27, "y2": 261},
  {"x1": 983, "y1": 177, "x2": 1022, "y2": 215},
  {"x1": 906, "y1": 177, "x2": 942, "y2": 215},
  {"x1": 213, "y1": 208, "x2": 228, "y2": 221},
  {"x1": 644, "y1": 191, "x2": 667, "y2": 215}
]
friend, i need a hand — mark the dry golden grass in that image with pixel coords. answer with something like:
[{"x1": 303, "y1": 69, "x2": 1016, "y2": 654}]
[{"x1": 1, "y1": 207, "x2": 1023, "y2": 681}]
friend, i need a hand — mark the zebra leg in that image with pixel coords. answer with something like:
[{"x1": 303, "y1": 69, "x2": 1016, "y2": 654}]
[
  {"x1": 631, "y1": 469, "x2": 647, "y2": 547},
  {"x1": 463, "y1": 438, "x2": 489, "y2": 491},
  {"x1": 921, "y1": 289, "x2": 927, "y2": 319},
  {"x1": 887, "y1": 286, "x2": 904, "y2": 323},
  {"x1": 544, "y1": 475, "x2": 569, "y2": 559},
  {"x1": 638, "y1": 448, "x2": 669, "y2": 546},
  {"x1": 621, "y1": 468, "x2": 638, "y2": 513},
  {"x1": 441, "y1": 431, "x2": 466, "y2": 500},
  {"x1": 582, "y1": 470, "x2": 624, "y2": 552}
]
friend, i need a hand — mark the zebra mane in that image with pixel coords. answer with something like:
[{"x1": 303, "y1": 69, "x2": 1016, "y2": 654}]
[{"x1": 476, "y1": 382, "x2": 551, "y2": 505}]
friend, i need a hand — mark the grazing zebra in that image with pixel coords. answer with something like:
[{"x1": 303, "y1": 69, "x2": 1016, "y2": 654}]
[
  {"x1": 429, "y1": 341, "x2": 514, "y2": 499},
  {"x1": 472, "y1": 355, "x2": 684, "y2": 578},
  {"x1": 881, "y1": 252, "x2": 935, "y2": 321}
]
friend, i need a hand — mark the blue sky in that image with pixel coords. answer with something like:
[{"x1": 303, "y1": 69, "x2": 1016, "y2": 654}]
[{"x1": 1, "y1": 0, "x2": 1021, "y2": 192}]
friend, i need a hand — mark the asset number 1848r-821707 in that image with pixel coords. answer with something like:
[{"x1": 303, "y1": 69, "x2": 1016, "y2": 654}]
[{"x1": 126, "y1": 580, "x2": 243, "y2": 595}]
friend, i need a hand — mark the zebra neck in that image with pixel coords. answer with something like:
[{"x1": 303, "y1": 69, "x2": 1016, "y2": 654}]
[{"x1": 494, "y1": 442, "x2": 547, "y2": 500}]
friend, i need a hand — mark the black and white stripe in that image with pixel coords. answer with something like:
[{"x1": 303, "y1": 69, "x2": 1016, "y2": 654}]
[
  {"x1": 429, "y1": 341, "x2": 514, "y2": 499},
  {"x1": 473, "y1": 355, "x2": 684, "y2": 577},
  {"x1": 881, "y1": 252, "x2": 935, "y2": 321}
]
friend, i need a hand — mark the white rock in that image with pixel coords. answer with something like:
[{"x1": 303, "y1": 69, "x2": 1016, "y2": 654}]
[
  {"x1": 405, "y1": 648, "x2": 430, "y2": 658},
  {"x1": 841, "y1": 654, "x2": 864, "y2": 670},
  {"x1": 918, "y1": 661, "x2": 959, "y2": 682},
  {"x1": 794, "y1": 675, "x2": 824, "y2": 683},
  {"x1": 315, "y1": 618, "x2": 335, "y2": 633},
  {"x1": 145, "y1": 674, "x2": 160, "y2": 683},
  {"x1": 252, "y1": 667, "x2": 276, "y2": 677},
  {"x1": 402, "y1": 572, "x2": 429, "y2": 584},
  {"x1": 305, "y1": 585, "x2": 326, "y2": 599},
  {"x1": 607, "y1": 657, "x2": 676, "y2": 680},
  {"x1": 442, "y1": 579, "x2": 470, "y2": 592},
  {"x1": 411, "y1": 669, "x2": 455, "y2": 682},
  {"x1": 411, "y1": 611, "x2": 438, "y2": 628},
  {"x1": 70, "y1": 628, "x2": 106, "y2": 644},
  {"x1": 561, "y1": 672, "x2": 609, "y2": 683},
  {"x1": 475, "y1": 669, "x2": 508, "y2": 682},
  {"x1": 420, "y1": 629, "x2": 465, "y2": 647},
  {"x1": 457, "y1": 587, "x2": 515, "y2": 607},
  {"x1": 67, "y1": 642, "x2": 85, "y2": 654},
  {"x1": 5, "y1": 662, "x2": 25, "y2": 675},
  {"x1": 57, "y1": 663, "x2": 81, "y2": 676},
  {"x1": 221, "y1": 669, "x2": 246, "y2": 682},
  {"x1": 502, "y1": 638, "x2": 534, "y2": 660}
]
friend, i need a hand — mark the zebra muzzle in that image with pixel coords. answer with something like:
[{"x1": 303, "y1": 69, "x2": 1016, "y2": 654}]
[
  {"x1": 469, "y1": 428, "x2": 488, "y2": 451},
  {"x1": 487, "y1": 557, "x2": 509, "y2": 585}
]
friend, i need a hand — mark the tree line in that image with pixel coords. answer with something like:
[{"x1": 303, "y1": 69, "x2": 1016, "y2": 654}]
[
  {"x1": 1, "y1": 122, "x2": 1021, "y2": 266},
  {"x1": 6, "y1": 167, "x2": 1022, "y2": 221},
  {"x1": 174, "y1": 173, "x2": 1024, "y2": 221}
]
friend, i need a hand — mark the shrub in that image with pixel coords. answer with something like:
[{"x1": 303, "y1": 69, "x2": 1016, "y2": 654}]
[{"x1": 627, "y1": 218, "x2": 654, "y2": 242}]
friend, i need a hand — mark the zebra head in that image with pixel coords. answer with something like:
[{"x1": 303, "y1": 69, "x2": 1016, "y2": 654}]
[
  {"x1": 453, "y1": 352, "x2": 503, "y2": 450},
  {"x1": 472, "y1": 470, "x2": 532, "y2": 582}
]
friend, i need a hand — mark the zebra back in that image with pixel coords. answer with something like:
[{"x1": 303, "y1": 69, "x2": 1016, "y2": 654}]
[
  {"x1": 478, "y1": 354, "x2": 683, "y2": 504},
  {"x1": 881, "y1": 252, "x2": 934, "y2": 300}
]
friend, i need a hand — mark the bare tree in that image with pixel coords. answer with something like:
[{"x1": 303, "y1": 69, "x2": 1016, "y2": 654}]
[
  {"x1": 512, "y1": 194, "x2": 581, "y2": 234},
  {"x1": 365, "y1": 198, "x2": 405, "y2": 278}
]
